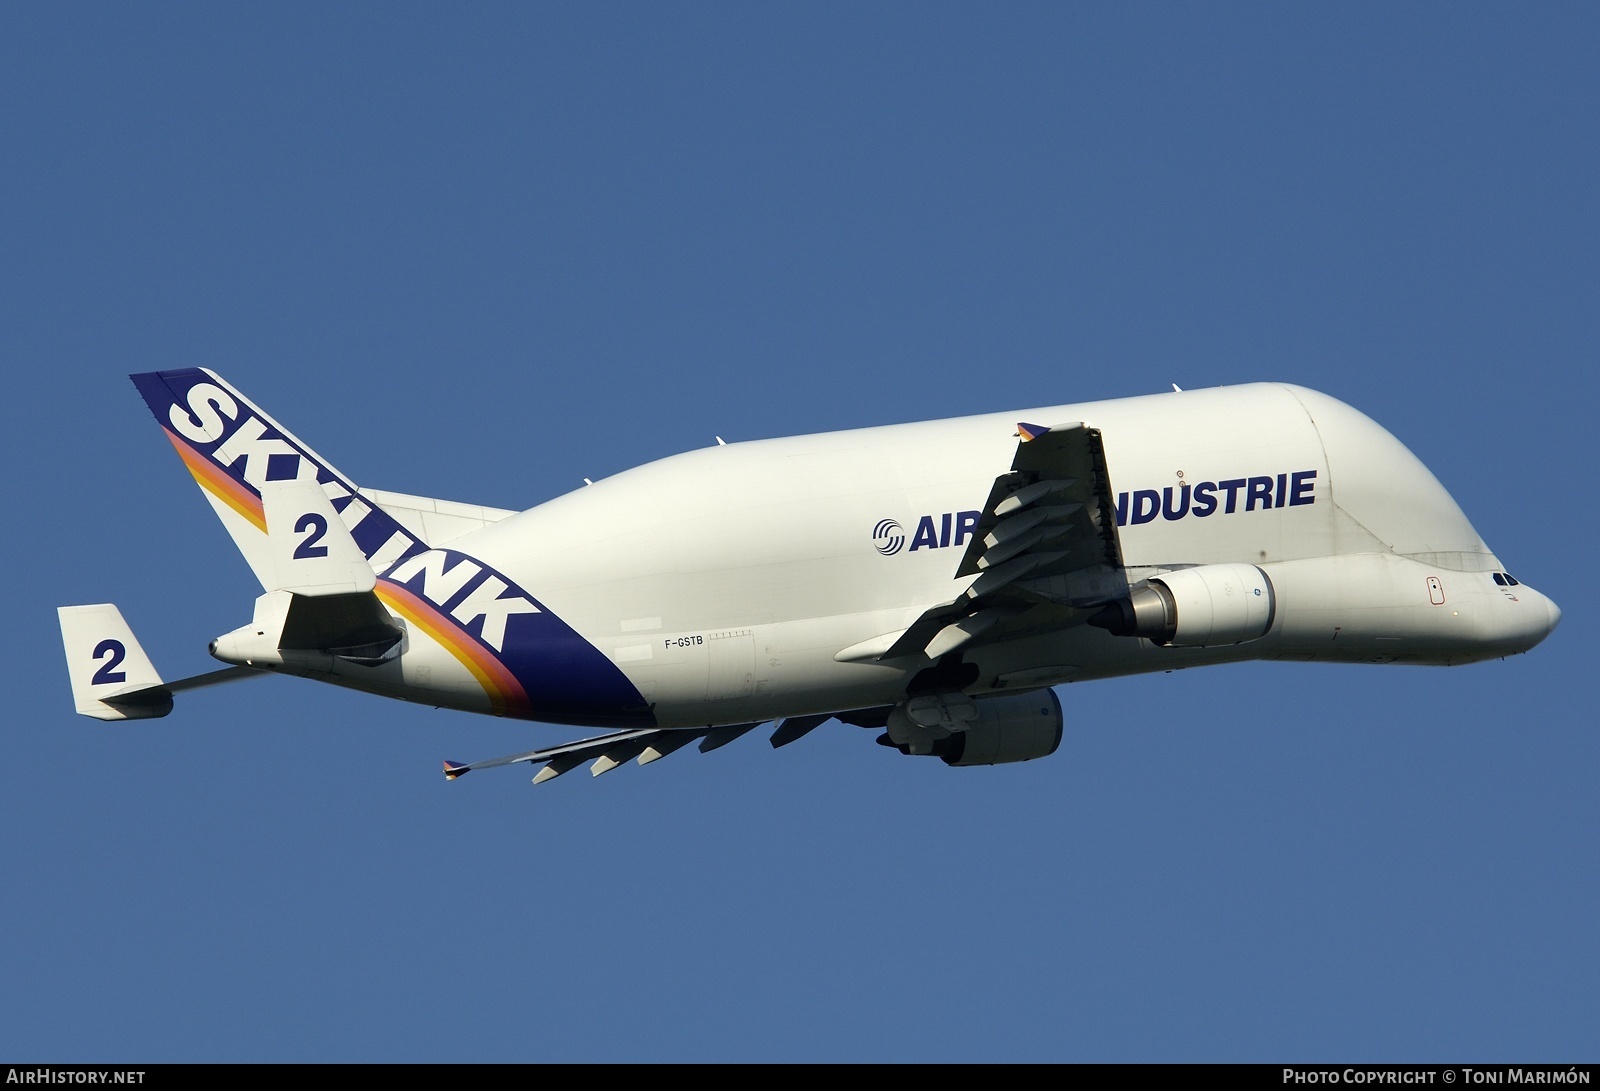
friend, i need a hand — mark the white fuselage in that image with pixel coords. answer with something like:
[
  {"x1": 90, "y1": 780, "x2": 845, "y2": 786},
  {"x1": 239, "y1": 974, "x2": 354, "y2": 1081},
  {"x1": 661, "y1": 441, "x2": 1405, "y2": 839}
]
[{"x1": 330, "y1": 383, "x2": 1556, "y2": 728}]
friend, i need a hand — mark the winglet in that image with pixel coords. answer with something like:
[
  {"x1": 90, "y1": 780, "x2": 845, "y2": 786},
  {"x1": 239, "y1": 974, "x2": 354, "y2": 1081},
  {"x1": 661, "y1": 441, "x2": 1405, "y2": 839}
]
[
  {"x1": 1015, "y1": 422, "x2": 1050, "y2": 441},
  {"x1": 442, "y1": 760, "x2": 471, "y2": 780}
]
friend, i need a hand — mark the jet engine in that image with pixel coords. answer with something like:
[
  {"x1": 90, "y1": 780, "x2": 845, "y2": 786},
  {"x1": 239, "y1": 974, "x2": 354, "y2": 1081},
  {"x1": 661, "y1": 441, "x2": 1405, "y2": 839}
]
[
  {"x1": 1088, "y1": 563, "x2": 1275, "y2": 647},
  {"x1": 880, "y1": 689, "x2": 1063, "y2": 766}
]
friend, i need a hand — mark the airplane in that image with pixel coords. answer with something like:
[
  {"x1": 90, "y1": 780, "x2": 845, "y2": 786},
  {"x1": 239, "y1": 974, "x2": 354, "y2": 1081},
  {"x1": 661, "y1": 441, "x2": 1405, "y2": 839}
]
[{"x1": 57, "y1": 370, "x2": 1560, "y2": 785}]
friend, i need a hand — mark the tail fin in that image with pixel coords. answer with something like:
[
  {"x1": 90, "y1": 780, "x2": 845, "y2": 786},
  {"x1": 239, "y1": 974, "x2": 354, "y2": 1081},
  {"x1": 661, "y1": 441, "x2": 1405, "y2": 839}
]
[
  {"x1": 58, "y1": 604, "x2": 171, "y2": 720},
  {"x1": 130, "y1": 370, "x2": 417, "y2": 589},
  {"x1": 127, "y1": 370, "x2": 628, "y2": 723}
]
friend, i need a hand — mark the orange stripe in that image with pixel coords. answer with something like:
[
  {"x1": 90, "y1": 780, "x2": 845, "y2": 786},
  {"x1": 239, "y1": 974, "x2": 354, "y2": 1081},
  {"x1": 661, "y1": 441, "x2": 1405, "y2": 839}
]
[
  {"x1": 163, "y1": 429, "x2": 267, "y2": 532},
  {"x1": 377, "y1": 582, "x2": 531, "y2": 717}
]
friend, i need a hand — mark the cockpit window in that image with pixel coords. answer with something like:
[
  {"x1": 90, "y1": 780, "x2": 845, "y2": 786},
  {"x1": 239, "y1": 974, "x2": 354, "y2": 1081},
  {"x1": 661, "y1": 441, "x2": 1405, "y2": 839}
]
[
  {"x1": 1506, "y1": 574, "x2": 1520, "y2": 586},
  {"x1": 1493, "y1": 573, "x2": 1507, "y2": 586}
]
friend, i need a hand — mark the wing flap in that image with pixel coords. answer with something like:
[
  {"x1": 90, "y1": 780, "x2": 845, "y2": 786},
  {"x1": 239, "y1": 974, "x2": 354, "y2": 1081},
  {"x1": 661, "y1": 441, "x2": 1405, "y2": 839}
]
[
  {"x1": 955, "y1": 422, "x2": 1122, "y2": 579},
  {"x1": 769, "y1": 714, "x2": 831, "y2": 748},
  {"x1": 848, "y1": 421, "x2": 1127, "y2": 663}
]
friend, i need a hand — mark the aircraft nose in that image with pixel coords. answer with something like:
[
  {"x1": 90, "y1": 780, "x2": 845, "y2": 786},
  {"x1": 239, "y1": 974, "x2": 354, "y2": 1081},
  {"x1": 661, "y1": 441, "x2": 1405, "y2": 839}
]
[
  {"x1": 1490, "y1": 582, "x2": 1560, "y2": 655},
  {"x1": 1509, "y1": 584, "x2": 1561, "y2": 652}
]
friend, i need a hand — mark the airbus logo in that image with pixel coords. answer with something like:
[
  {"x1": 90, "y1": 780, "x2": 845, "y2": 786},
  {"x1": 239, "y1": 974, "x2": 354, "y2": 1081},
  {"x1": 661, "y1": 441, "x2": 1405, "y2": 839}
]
[
  {"x1": 872, "y1": 519, "x2": 906, "y2": 556},
  {"x1": 874, "y1": 511, "x2": 982, "y2": 554}
]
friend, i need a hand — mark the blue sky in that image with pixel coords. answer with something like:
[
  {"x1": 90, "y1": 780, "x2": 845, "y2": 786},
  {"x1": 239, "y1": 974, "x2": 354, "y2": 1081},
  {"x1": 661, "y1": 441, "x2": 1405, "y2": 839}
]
[{"x1": 3, "y1": 4, "x2": 1594, "y2": 1061}]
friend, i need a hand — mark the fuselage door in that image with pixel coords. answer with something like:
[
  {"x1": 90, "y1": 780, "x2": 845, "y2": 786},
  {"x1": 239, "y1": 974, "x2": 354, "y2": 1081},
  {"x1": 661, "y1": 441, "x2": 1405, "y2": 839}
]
[{"x1": 706, "y1": 629, "x2": 756, "y2": 700}]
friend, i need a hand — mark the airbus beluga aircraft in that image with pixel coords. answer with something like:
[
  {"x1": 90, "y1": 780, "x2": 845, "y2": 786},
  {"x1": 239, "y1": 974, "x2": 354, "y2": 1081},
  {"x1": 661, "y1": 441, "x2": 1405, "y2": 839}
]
[{"x1": 58, "y1": 370, "x2": 1559, "y2": 784}]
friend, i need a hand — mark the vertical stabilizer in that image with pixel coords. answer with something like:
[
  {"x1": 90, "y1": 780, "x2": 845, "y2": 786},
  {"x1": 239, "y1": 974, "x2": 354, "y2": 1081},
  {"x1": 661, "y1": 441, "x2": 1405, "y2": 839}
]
[
  {"x1": 129, "y1": 370, "x2": 414, "y2": 590},
  {"x1": 125, "y1": 369, "x2": 651, "y2": 727}
]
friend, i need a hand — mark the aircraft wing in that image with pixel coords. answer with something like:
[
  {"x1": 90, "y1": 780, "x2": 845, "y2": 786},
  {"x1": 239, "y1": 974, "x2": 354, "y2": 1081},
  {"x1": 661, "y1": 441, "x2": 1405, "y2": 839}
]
[
  {"x1": 444, "y1": 715, "x2": 833, "y2": 785},
  {"x1": 867, "y1": 421, "x2": 1127, "y2": 662}
]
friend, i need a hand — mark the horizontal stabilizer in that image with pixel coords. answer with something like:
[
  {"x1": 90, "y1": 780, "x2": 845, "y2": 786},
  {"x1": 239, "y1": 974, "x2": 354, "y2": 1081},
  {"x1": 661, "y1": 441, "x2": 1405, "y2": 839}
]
[
  {"x1": 59, "y1": 605, "x2": 263, "y2": 720},
  {"x1": 102, "y1": 666, "x2": 265, "y2": 716},
  {"x1": 164, "y1": 665, "x2": 261, "y2": 693}
]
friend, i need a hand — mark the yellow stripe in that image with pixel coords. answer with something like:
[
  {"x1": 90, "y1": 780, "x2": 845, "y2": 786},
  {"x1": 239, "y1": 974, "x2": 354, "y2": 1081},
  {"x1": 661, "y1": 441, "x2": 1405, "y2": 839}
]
[
  {"x1": 170, "y1": 437, "x2": 267, "y2": 532},
  {"x1": 377, "y1": 586, "x2": 508, "y2": 714}
]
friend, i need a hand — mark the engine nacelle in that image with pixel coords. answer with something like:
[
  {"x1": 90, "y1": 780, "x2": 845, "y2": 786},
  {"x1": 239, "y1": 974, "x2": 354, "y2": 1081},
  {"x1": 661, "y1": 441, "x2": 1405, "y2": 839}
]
[
  {"x1": 942, "y1": 689, "x2": 1063, "y2": 766},
  {"x1": 1088, "y1": 562, "x2": 1275, "y2": 647},
  {"x1": 879, "y1": 690, "x2": 1064, "y2": 766}
]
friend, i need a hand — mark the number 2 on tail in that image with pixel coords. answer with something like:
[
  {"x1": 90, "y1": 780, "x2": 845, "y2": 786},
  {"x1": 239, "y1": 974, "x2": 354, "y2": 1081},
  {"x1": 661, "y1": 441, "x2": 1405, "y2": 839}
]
[
  {"x1": 293, "y1": 513, "x2": 329, "y2": 559},
  {"x1": 91, "y1": 638, "x2": 127, "y2": 685}
]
